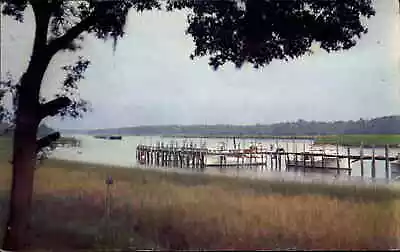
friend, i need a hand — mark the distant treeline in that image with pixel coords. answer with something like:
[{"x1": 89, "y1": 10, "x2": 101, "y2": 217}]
[{"x1": 85, "y1": 115, "x2": 400, "y2": 137}]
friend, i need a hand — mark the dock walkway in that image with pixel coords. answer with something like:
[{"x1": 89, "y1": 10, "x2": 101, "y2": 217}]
[{"x1": 136, "y1": 143, "x2": 398, "y2": 180}]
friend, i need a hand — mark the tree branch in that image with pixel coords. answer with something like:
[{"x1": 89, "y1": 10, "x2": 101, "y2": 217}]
[
  {"x1": 36, "y1": 132, "x2": 61, "y2": 153},
  {"x1": 47, "y1": 15, "x2": 95, "y2": 55},
  {"x1": 30, "y1": 1, "x2": 51, "y2": 49},
  {"x1": 8, "y1": 131, "x2": 61, "y2": 165},
  {"x1": 39, "y1": 97, "x2": 71, "y2": 119},
  {"x1": 0, "y1": 125, "x2": 15, "y2": 136}
]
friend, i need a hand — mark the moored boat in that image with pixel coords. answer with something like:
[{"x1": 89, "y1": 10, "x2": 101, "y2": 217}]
[
  {"x1": 390, "y1": 154, "x2": 400, "y2": 180},
  {"x1": 94, "y1": 135, "x2": 123, "y2": 140},
  {"x1": 286, "y1": 145, "x2": 339, "y2": 169},
  {"x1": 206, "y1": 142, "x2": 268, "y2": 166}
]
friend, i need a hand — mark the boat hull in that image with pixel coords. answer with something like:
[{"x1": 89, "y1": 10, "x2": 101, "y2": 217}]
[
  {"x1": 206, "y1": 155, "x2": 265, "y2": 166},
  {"x1": 391, "y1": 161, "x2": 400, "y2": 180},
  {"x1": 286, "y1": 158, "x2": 338, "y2": 168},
  {"x1": 286, "y1": 158, "x2": 344, "y2": 174},
  {"x1": 94, "y1": 135, "x2": 122, "y2": 140}
]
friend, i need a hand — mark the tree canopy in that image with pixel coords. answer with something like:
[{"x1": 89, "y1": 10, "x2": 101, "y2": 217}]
[
  {"x1": 0, "y1": 0, "x2": 376, "y2": 121},
  {"x1": 168, "y1": 0, "x2": 375, "y2": 69},
  {"x1": 1, "y1": 0, "x2": 375, "y2": 71}
]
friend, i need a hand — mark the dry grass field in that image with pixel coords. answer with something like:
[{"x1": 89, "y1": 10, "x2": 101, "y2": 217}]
[{"x1": 0, "y1": 157, "x2": 399, "y2": 250}]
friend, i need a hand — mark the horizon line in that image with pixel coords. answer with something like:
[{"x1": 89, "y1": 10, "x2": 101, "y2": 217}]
[{"x1": 55, "y1": 114, "x2": 400, "y2": 132}]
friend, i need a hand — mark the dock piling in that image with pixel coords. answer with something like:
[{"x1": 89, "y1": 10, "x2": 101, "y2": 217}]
[
  {"x1": 360, "y1": 143, "x2": 364, "y2": 177},
  {"x1": 347, "y1": 147, "x2": 351, "y2": 176},
  {"x1": 136, "y1": 140, "x2": 396, "y2": 180},
  {"x1": 371, "y1": 145, "x2": 376, "y2": 179},
  {"x1": 336, "y1": 143, "x2": 340, "y2": 175},
  {"x1": 385, "y1": 144, "x2": 389, "y2": 180}
]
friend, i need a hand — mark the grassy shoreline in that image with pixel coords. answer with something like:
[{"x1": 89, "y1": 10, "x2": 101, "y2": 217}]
[
  {"x1": 1, "y1": 159, "x2": 399, "y2": 250},
  {"x1": 314, "y1": 134, "x2": 400, "y2": 148},
  {"x1": 160, "y1": 134, "x2": 316, "y2": 140},
  {"x1": 159, "y1": 134, "x2": 400, "y2": 147}
]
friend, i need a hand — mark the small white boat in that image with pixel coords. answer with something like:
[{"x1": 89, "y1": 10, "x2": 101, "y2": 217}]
[
  {"x1": 208, "y1": 141, "x2": 228, "y2": 152},
  {"x1": 390, "y1": 154, "x2": 400, "y2": 180},
  {"x1": 287, "y1": 145, "x2": 339, "y2": 169},
  {"x1": 206, "y1": 142, "x2": 266, "y2": 166},
  {"x1": 205, "y1": 154, "x2": 265, "y2": 166}
]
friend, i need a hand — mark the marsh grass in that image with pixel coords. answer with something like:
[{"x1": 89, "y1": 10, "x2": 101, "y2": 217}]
[
  {"x1": 314, "y1": 134, "x2": 400, "y2": 147},
  {"x1": 0, "y1": 159, "x2": 399, "y2": 250}
]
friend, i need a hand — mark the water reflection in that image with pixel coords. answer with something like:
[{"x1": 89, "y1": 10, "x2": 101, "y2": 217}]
[{"x1": 51, "y1": 135, "x2": 400, "y2": 184}]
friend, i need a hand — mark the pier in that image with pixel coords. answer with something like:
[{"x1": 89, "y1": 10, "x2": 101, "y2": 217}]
[
  {"x1": 136, "y1": 143, "x2": 207, "y2": 170},
  {"x1": 136, "y1": 142, "x2": 399, "y2": 180}
]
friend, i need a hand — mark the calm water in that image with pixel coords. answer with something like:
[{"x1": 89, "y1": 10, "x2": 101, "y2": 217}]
[{"x1": 50, "y1": 135, "x2": 400, "y2": 183}]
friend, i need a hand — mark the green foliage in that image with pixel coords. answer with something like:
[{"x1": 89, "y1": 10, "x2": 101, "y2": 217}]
[
  {"x1": 0, "y1": 0, "x2": 162, "y2": 123},
  {"x1": 1, "y1": 0, "x2": 376, "y2": 121},
  {"x1": 1, "y1": 0, "x2": 161, "y2": 43},
  {"x1": 168, "y1": 0, "x2": 375, "y2": 69}
]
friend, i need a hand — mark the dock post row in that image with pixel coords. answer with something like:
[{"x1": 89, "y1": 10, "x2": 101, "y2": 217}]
[{"x1": 136, "y1": 142, "x2": 396, "y2": 180}]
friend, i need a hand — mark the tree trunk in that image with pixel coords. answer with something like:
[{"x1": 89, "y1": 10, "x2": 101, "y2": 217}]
[
  {"x1": 2, "y1": 53, "x2": 52, "y2": 249},
  {"x1": 2, "y1": 103, "x2": 39, "y2": 250},
  {"x1": 2, "y1": 5, "x2": 52, "y2": 247}
]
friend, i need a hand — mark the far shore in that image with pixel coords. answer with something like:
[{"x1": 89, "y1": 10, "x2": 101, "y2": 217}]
[{"x1": 59, "y1": 134, "x2": 400, "y2": 148}]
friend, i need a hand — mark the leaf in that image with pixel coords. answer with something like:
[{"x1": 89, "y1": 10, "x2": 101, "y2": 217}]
[
  {"x1": 1, "y1": 0, "x2": 28, "y2": 22},
  {"x1": 168, "y1": 0, "x2": 375, "y2": 70}
]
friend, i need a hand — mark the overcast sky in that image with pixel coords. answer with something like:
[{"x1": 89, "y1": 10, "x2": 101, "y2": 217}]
[{"x1": 1, "y1": 0, "x2": 400, "y2": 130}]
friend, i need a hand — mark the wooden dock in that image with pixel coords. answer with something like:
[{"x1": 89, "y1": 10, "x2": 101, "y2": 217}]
[
  {"x1": 136, "y1": 142, "x2": 399, "y2": 180},
  {"x1": 136, "y1": 144, "x2": 207, "y2": 170}
]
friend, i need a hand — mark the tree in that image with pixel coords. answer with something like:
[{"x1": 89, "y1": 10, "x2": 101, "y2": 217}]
[
  {"x1": 0, "y1": 0, "x2": 161, "y2": 249},
  {"x1": 167, "y1": 0, "x2": 375, "y2": 69},
  {"x1": 0, "y1": 0, "x2": 374, "y2": 250}
]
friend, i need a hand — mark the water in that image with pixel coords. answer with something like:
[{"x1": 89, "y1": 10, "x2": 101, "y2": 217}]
[{"x1": 50, "y1": 134, "x2": 400, "y2": 184}]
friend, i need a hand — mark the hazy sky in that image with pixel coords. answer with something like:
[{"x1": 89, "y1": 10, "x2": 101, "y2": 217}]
[{"x1": 1, "y1": 0, "x2": 400, "y2": 129}]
